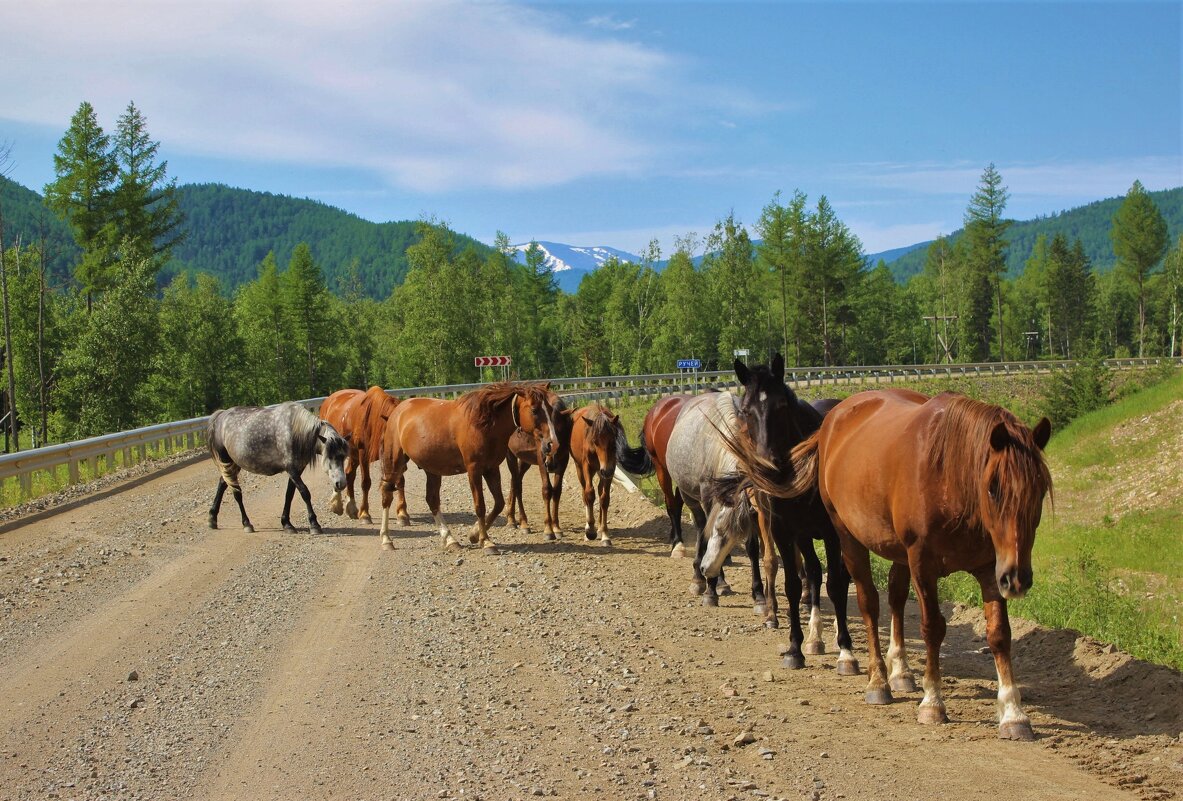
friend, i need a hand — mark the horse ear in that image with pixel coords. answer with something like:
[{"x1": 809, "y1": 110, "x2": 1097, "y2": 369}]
[
  {"x1": 559, "y1": 408, "x2": 576, "y2": 418},
  {"x1": 342, "y1": 431, "x2": 353, "y2": 442},
  {"x1": 734, "y1": 359, "x2": 750, "y2": 384},
  {"x1": 1032, "y1": 417, "x2": 1051, "y2": 450},
  {"x1": 772, "y1": 352, "x2": 785, "y2": 382},
  {"x1": 989, "y1": 421, "x2": 1009, "y2": 451},
  {"x1": 318, "y1": 432, "x2": 328, "y2": 444}
]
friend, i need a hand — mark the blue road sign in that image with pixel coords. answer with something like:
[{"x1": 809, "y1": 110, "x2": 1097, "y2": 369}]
[{"x1": 677, "y1": 359, "x2": 702, "y2": 370}]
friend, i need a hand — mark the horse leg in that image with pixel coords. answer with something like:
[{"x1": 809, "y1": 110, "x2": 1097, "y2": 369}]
[
  {"x1": 688, "y1": 502, "x2": 719, "y2": 606},
  {"x1": 655, "y1": 462, "x2": 684, "y2": 557},
  {"x1": 579, "y1": 462, "x2": 597, "y2": 541},
  {"x1": 782, "y1": 543, "x2": 807, "y2": 669},
  {"x1": 208, "y1": 478, "x2": 227, "y2": 529},
  {"x1": 974, "y1": 566, "x2": 1034, "y2": 740},
  {"x1": 596, "y1": 470, "x2": 612, "y2": 547},
  {"x1": 539, "y1": 464, "x2": 555, "y2": 540},
  {"x1": 549, "y1": 459, "x2": 566, "y2": 538},
  {"x1": 465, "y1": 469, "x2": 488, "y2": 548},
  {"x1": 378, "y1": 449, "x2": 408, "y2": 550},
  {"x1": 841, "y1": 535, "x2": 891, "y2": 705},
  {"x1": 231, "y1": 483, "x2": 253, "y2": 533},
  {"x1": 291, "y1": 472, "x2": 323, "y2": 535},
  {"x1": 824, "y1": 531, "x2": 859, "y2": 676},
  {"x1": 505, "y1": 454, "x2": 522, "y2": 529},
  {"x1": 755, "y1": 500, "x2": 780, "y2": 629},
  {"x1": 395, "y1": 472, "x2": 410, "y2": 526},
  {"x1": 745, "y1": 527, "x2": 766, "y2": 618},
  {"x1": 353, "y1": 453, "x2": 369, "y2": 522},
  {"x1": 909, "y1": 555, "x2": 948, "y2": 725},
  {"x1": 425, "y1": 472, "x2": 459, "y2": 551},
  {"x1": 483, "y1": 466, "x2": 506, "y2": 531},
  {"x1": 801, "y1": 542, "x2": 825, "y2": 655},
  {"x1": 281, "y1": 478, "x2": 298, "y2": 533},
  {"x1": 887, "y1": 562, "x2": 917, "y2": 693}
]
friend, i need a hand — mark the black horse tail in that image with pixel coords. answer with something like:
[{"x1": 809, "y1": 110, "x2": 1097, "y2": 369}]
[{"x1": 616, "y1": 428, "x2": 654, "y2": 476}]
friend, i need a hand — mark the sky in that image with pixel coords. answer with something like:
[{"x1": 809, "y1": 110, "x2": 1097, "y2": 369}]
[{"x1": 2, "y1": 0, "x2": 1180, "y2": 257}]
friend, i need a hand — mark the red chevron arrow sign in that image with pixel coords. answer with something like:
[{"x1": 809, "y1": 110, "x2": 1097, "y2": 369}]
[{"x1": 474, "y1": 355, "x2": 512, "y2": 367}]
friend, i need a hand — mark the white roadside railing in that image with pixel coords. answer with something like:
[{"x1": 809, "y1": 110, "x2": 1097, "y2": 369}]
[{"x1": 1, "y1": 356, "x2": 1178, "y2": 504}]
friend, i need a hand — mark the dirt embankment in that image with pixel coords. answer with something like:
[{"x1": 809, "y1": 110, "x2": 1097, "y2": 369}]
[{"x1": 0, "y1": 457, "x2": 1180, "y2": 800}]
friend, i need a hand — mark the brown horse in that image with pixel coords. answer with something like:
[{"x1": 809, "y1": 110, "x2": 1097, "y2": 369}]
[
  {"x1": 505, "y1": 391, "x2": 572, "y2": 539},
  {"x1": 732, "y1": 388, "x2": 1052, "y2": 739},
  {"x1": 320, "y1": 386, "x2": 400, "y2": 523},
  {"x1": 568, "y1": 403, "x2": 629, "y2": 546},
  {"x1": 376, "y1": 382, "x2": 561, "y2": 554}
]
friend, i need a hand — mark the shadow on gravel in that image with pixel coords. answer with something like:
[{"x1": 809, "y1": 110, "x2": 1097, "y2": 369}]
[{"x1": 893, "y1": 602, "x2": 1182, "y2": 741}]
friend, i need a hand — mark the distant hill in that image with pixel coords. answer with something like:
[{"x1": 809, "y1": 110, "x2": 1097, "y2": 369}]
[
  {"x1": 0, "y1": 177, "x2": 491, "y2": 298},
  {"x1": 509, "y1": 241, "x2": 642, "y2": 292},
  {"x1": 884, "y1": 187, "x2": 1183, "y2": 282},
  {"x1": 864, "y1": 241, "x2": 932, "y2": 268}
]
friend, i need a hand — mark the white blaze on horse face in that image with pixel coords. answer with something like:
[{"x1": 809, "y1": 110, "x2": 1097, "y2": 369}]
[{"x1": 702, "y1": 505, "x2": 743, "y2": 578}]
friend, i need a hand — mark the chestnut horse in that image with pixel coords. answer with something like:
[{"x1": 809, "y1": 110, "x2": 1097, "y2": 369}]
[
  {"x1": 320, "y1": 386, "x2": 400, "y2": 523},
  {"x1": 731, "y1": 388, "x2": 1052, "y2": 739},
  {"x1": 377, "y1": 382, "x2": 562, "y2": 554},
  {"x1": 505, "y1": 391, "x2": 572, "y2": 539},
  {"x1": 568, "y1": 403, "x2": 630, "y2": 546}
]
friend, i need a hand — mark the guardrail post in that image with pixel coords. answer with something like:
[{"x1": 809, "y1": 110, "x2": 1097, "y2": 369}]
[
  {"x1": 68, "y1": 459, "x2": 80, "y2": 485},
  {"x1": 19, "y1": 472, "x2": 32, "y2": 497}
]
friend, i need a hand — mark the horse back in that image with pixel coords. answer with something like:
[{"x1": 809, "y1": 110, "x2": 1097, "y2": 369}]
[
  {"x1": 816, "y1": 390, "x2": 941, "y2": 557},
  {"x1": 320, "y1": 389, "x2": 365, "y2": 438},
  {"x1": 642, "y1": 395, "x2": 696, "y2": 466}
]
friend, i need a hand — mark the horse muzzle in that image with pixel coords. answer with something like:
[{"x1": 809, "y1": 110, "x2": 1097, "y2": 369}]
[{"x1": 997, "y1": 565, "x2": 1033, "y2": 599}]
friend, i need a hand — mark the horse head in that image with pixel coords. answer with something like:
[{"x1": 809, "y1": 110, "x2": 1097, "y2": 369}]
[
  {"x1": 316, "y1": 422, "x2": 350, "y2": 493},
  {"x1": 735, "y1": 353, "x2": 809, "y2": 472},
  {"x1": 979, "y1": 415, "x2": 1052, "y2": 599},
  {"x1": 514, "y1": 383, "x2": 564, "y2": 471}
]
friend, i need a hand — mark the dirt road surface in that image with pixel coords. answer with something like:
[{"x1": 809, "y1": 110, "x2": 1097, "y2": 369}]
[{"x1": 1, "y1": 455, "x2": 1180, "y2": 800}]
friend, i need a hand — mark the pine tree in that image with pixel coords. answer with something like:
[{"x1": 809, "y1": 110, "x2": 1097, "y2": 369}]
[
  {"x1": 1162, "y1": 236, "x2": 1183, "y2": 357},
  {"x1": 44, "y1": 102, "x2": 118, "y2": 297},
  {"x1": 234, "y1": 253, "x2": 293, "y2": 404},
  {"x1": 110, "y1": 102, "x2": 184, "y2": 265},
  {"x1": 702, "y1": 212, "x2": 761, "y2": 367},
  {"x1": 755, "y1": 191, "x2": 808, "y2": 360},
  {"x1": 963, "y1": 164, "x2": 1011, "y2": 360},
  {"x1": 282, "y1": 243, "x2": 334, "y2": 396},
  {"x1": 1111, "y1": 180, "x2": 1169, "y2": 357}
]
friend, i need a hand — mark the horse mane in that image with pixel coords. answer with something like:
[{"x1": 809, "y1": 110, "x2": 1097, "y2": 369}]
[
  {"x1": 286, "y1": 403, "x2": 328, "y2": 464},
  {"x1": 583, "y1": 404, "x2": 619, "y2": 443},
  {"x1": 361, "y1": 386, "x2": 399, "y2": 447},
  {"x1": 458, "y1": 381, "x2": 551, "y2": 430},
  {"x1": 927, "y1": 393, "x2": 1052, "y2": 525}
]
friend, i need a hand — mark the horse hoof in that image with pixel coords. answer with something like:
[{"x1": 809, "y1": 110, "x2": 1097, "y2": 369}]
[
  {"x1": 764, "y1": 618, "x2": 779, "y2": 630},
  {"x1": 688, "y1": 581, "x2": 706, "y2": 596},
  {"x1": 782, "y1": 654, "x2": 806, "y2": 670},
  {"x1": 483, "y1": 544, "x2": 501, "y2": 556},
  {"x1": 545, "y1": 532, "x2": 556, "y2": 542},
  {"x1": 890, "y1": 675, "x2": 917, "y2": 693},
  {"x1": 381, "y1": 538, "x2": 394, "y2": 551},
  {"x1": 397, "y1": 515, "x2": 411, "y2": 526},
  {"x1": 717, "y1": 582, "x2": 734, "y2": 596},
  {"x1": 585, "y1": 529, "x2": 596, "y2": 541},
  {"x1": 243, "y1": 525, "x2": 254, "y2": 534},
  {"x1": 837, "y1": 659, "x2": 860, "y2": 677},
  {"x1": 345, "y1": 501, "x2": 359, "y2": 519},
  {"x1": 865, "y1": 688, "x2": 893, "y2": 705},
  {"x1": 600, "y1": 537, "x2": 611, "y2": 547},
  {"x1": 310, "y1": 526, "x2": 324, "y2": 536},
  {"x1": 702, "y1": 595, "x2": 719, "y2": 608},
  {"x1": 468, "y1": 532, "x2": 481, "y2": 544},
  {"x1": 329, "y1": 497, "x2": 344, "y2": 515},
  {"x1": 917, "y1": 705, "x2": 948, "y2": 725},
  {"x1": 670, "y1": 543, "x2": 687, "y2": 559},
  {"x1": 753, "y1": 603, "x2": 766, "y2": 616},
  {"x1": 208, "y1": 521, "x2": 218, "y2": 530},
  {"x1": 803, "y1": 641, "x2": 826, "y2": 656},
  {"x1": 998, "y1": 720, "x2": 1035, "y2": 741},
  {"x1": 360, "y1": 514, "x2": 373, "y2": 525}
]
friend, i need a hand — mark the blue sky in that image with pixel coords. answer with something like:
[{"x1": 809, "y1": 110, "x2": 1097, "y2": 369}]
[{"x1": 2, "y1": 1, "x2": 1180, "y2": 256}]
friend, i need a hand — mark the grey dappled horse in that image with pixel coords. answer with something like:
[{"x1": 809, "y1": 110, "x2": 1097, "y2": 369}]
[{"x1": 207, "y1": 402, "x2": 349, "y2": 535}]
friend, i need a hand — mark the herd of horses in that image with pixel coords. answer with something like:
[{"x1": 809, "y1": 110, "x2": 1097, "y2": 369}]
[{"x1": 204, "y1": 355, "x2": 1053, "y2": 742}]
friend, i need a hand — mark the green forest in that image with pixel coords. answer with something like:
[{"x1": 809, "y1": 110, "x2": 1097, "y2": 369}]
[{"x1": 1, "y1": 102, "x2": 1182, "y2": 450}]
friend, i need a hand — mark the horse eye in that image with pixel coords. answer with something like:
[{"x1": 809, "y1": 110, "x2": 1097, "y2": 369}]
[{"x1": 988, "y1": 479, "x2": 1000, "y2": 501}]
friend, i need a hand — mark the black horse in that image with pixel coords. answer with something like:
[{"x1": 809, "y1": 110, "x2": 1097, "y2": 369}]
[{"x1": 704, "y1": 356, "x2": 858, "y2": 675}]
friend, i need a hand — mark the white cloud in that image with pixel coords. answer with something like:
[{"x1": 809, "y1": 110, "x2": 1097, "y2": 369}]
[
  {"x1": 1, "y1": 0, "x2": 713, "y2": 192},
  {"x1": 848, "y1": 157, "x2": 1183, "y2": 200},
  {"x1": 585, "y1": 14, "x2": 636, "y2": 32}
]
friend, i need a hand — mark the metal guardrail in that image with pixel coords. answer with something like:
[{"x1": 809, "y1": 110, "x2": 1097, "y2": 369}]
[{"x1": 0, "y1": 356, "x2": 1178, "y2": 504}]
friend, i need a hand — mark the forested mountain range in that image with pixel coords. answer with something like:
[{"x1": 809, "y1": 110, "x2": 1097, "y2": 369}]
[
  {"x1": 2, "y1": 174, "x2": 1180, "y2": 298},
  {"x1": 881, "y1": 187, "x2": 1183, "y2": 282},
  {"x1": 0, "y1": 178, "x2": 491, "y2": 298}
]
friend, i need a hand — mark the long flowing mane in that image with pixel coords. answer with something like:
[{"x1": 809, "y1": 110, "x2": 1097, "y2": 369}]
[
  {"x1": 361, "y1": 386, "x2": 399, "y2": 447},
  {"x1": 457, "y1": 381, "x2": 551, "y2": 430},
  {"x1": 927, "y1": 393, "x2": 1052, "y2": 525},
  {"x1": 583, "y1": 404, "x2": 618, "y2": 444}
]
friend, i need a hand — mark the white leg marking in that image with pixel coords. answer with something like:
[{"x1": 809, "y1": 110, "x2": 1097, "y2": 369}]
[
  {"x1": 996, "y1": 672, "x2": 1029, "y2": 727},
  {"x1": 805, "y1": 606, "x2": 824, "y2": 646},
  {"x1": 887, "y1": 628, "x2": 913, "y2": 683}
]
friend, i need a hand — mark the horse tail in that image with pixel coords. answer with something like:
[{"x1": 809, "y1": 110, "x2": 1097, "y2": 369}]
[
  {"x1": 616, "y1": 428, "x2": 654, "y2": 476},
  {"x1": 783, "y1": 433, "x2": 821, "y2": 498}
]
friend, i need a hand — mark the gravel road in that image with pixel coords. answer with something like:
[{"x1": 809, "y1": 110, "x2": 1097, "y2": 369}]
[{"x1": 0, "y1": 455, "x2": 1179, "y2": 800}]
